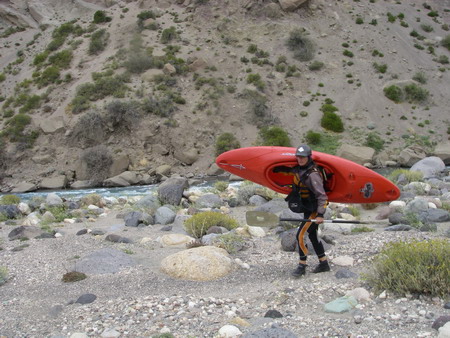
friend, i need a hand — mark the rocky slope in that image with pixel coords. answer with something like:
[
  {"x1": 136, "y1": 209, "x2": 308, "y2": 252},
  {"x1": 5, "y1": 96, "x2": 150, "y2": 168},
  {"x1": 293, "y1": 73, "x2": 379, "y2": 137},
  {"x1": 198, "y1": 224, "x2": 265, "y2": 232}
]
[{"x1": 0, "y1": 0, "x2": 449, "y2": 191}]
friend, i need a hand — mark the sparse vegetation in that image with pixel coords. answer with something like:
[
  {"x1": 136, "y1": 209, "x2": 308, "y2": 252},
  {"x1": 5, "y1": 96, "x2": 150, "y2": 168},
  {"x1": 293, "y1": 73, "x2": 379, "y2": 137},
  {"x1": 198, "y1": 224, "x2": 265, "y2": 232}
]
[
  {"x1": 69, "y1": 111, "x2": 106, "y2": 147},
  {"x1": 286, "y1": 28, "x2": 316, "y2": 62},
  {"x1": 0, "y1": 195, "x2": 20, "y2": 205},
  {"x1": 308, "y1": 60, "x2": 324, "y2": 71},
  {"x1": 0, "y1": 266, "x2": 8, "y2": 286},
  {"x1": 160, "y1": 27, "x2": 178, "y2": 44},
  {"x1": 80, "y1": 146, "x2": 113, "y2": 185},
  {"x1": 88, "y1": 29, "x2": 109, "y2": 55},
  {"x1": 364, "y1": 239, "x2": 449, "y2": 297},
  {"x1": 93, "y1": 10, "x2": 112, "y2": 24},
  {"x1": 305, "y1": 130, "x2": 322, "y2": 145},
  {"x1": 388, "y1": 169, "x2": 423, "y2": 183},
  {"x1": 442, "y1": 35, "x2": 450, "y2": 51},
  {"x1": 383, "y1": 85, "x2": 403, "y2": 103},
  {"x1": 413, "y1": 72, "x2": 427, "y2": 84},
  {"x1": 213, "y1": 232, "x2": 245, "y2": 254},
  {"x1": 321, "y1": 111, "x2": 344, "y2": 132},
  {"x1": 365, "y1": 132, "x2": 385, "y2": 152},
  {"x1": 184, "y1": 211, "x2": 239, "y2": 238},
  {"x1": 372, "y1": 62, "x2": 387, "y2": 74}
]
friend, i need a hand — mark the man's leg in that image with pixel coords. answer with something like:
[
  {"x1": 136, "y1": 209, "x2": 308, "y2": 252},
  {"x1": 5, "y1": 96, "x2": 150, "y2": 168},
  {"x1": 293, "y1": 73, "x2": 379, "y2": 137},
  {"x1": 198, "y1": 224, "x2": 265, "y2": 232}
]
[
  {"x1": 307, "y1": 223, "x2": 330, "y2": 273},
  {"x1": 292, "y1": 212, "x2": 314, "y2": 277}
]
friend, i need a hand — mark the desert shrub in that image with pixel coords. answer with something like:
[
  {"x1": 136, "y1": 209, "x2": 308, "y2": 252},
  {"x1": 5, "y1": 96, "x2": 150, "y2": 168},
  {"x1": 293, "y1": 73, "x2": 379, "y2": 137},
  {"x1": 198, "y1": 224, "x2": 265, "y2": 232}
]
[
  {"x1": 0, "y1": 194, "x2": 20, "y2": 205},
  {"x1": 184, "y1": 211, "x2": 239, "y2": 238},
  {"x1": 48, "y1": 49, "x2": 73, "y2": 69},
  {"x1": 213, "y1": 232, "x2": 245, "y2": 254},
  {"x1": 442, "y1": 35, "x2": 450, "y2": 51},
  {"x1": 62, "y1": 271, "x2": 87, "y2": 283},
  {"x1": 437, "y1": 55, "x2": 449, "y2": 64},
  {"x1": 137, "y1": 10, "x2": 156, "y2": 21},
  {"x1": 242, "y1": 89, "x2": 270, "y2": 124},
  {"x1": 80, "y1": 193, "x2": 103, "y2": 207},
  {"x1": 52, "y1": 22, "x2": 83, "y2": 39},
  {"x1": 404, "y1": 84, "x2": 428, "y2": 102},
  {"x1": 4, "y1": 114, "x2": 31, "y2": 140},
  {"x1": 373, "y1": 62, "x2": 387, "y2": 74},
  {"x1": 365, "y1": 132, "x2": 384, "y2": 152},
  {"x1": 215, "y1": 132, "x2": 240, "y2": 156},
  {"x1": 160, "y1": 27, "x2": 178, "y2": 44},
  {"x1": 69, "y1": 111, "x2": 106, "y2": 147},
  {"x1": 105, "y1": 100, "x2": 141, "y2": 131},
  {"x1": 364, "y1": 239, "x2": 449, "y2": 297},
  {"x1": 321, "y1": 112, "x2": 344, "y2": 132},
  {"x1": 93, "y1": 10, "x2": 112, "y2": 24},
  {"x1": 420, "y1": 24, "x2": 434, "y2": 32},
  {"x1": 308, "y1": 60, "x2": 324, "y2": 71},
  {"x1": 257, "y1": 126, "x2": 291, "y2": 146},
  {"x1": 355, "y1": 17, "x2": 364, "y2": 24},
  {"x1": 141, "y1": 96, "x2": 175, "y2": 117},
  {"x1": 33, "y1": 51, "x2": 49, "y2": 66},
  {"x1": 214, "y1": 181, "x2": 229, "y2": 193},
  {"x1": 80, "y1": 145, "x2": 113, "y2": 184},
  {"x1": 19, "y1": 95, "x2": 41, "y2": 114},
  {"x1": 388, "y1": 169, "x2": 423, "y2": 183},
  {"x1": 45, "y1": 205, "x2": 71, "y2": 222},
  {"x1": 383, "y1": 85, "x2": 403, "y2": 102},
  {"x1": 247, "y1": 73, "x2": 265, "y2": 91},
  {"x1": 89, "y1": 29, "x2": 109, "y2": 55},
  {"x1": 286, "y1": 28, "x2": 315, "y2": 62},
  {"x1": 0, "y1": 266, "x2": 8, "y2": 286},
  {"x1": 124, "y1": 52, "x2": 153, "y2": 74},
  {"x1": 46, "y1": 37, "x2": 65, "y2": 52},
  {"x1": 36, "y1": 66, "x2": 60, "y2": 87},
  {"x1": 413, "y1": 72, "x2": 427, "y2": 84},
  {"x1": 343, "y1": 50, "x2": 354, "y2": 57},
  {"x1": 304, "y1": 130, "x2": 322, "y2": 145}
]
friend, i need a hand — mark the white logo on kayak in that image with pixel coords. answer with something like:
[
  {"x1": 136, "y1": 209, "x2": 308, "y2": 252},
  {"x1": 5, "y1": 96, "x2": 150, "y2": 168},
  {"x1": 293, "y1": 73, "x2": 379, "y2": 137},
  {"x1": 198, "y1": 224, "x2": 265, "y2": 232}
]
[
  {"x1": 220, "y1": 163, "x2": 246, "y2": 170},
  {"x1": 281, "y1": 153, "x2": 296, "y2": 156}
]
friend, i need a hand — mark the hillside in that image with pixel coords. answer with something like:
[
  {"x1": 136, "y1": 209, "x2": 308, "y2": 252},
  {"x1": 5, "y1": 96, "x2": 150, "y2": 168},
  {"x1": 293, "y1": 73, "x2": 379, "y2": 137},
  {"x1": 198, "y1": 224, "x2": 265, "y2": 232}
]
[{"x1": 0, "y1": 0, "x2": 449, "y2": 191}]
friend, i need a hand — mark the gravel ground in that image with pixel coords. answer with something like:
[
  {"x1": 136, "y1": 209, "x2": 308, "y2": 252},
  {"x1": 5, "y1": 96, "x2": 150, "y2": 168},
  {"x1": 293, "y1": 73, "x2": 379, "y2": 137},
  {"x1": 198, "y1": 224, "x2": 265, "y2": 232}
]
[{"x1": 0, "y1": 206, "x2": 448, "y2": 338}]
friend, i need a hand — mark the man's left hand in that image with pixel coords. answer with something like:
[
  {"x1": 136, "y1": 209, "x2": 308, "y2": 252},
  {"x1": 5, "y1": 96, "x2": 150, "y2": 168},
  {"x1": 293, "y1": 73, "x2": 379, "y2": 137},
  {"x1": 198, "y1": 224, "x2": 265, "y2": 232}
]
[{"x1": 315, "y1": 217, "x2": 324, "y2": 224}]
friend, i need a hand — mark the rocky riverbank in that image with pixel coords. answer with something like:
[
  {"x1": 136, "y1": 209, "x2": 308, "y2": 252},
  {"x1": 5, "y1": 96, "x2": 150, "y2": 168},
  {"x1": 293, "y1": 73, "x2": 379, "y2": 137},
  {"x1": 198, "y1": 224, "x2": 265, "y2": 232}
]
[{"x1": 1, "y1": 157, "x2": 450, "y2": 337}]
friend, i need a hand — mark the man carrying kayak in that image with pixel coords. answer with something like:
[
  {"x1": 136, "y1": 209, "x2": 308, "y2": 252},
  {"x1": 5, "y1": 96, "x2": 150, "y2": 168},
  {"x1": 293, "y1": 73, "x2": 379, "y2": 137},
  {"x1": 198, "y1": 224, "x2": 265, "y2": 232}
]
[{"x1": 273, "y1": 144, "x2": 330, "y2": 277}]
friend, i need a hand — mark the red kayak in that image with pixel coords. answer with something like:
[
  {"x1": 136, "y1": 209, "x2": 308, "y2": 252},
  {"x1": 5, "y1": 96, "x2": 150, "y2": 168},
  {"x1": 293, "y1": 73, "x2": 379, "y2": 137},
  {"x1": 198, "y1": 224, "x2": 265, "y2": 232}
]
[{"x1": 215, "y1": 146, "x2": 400, "y2": 203}]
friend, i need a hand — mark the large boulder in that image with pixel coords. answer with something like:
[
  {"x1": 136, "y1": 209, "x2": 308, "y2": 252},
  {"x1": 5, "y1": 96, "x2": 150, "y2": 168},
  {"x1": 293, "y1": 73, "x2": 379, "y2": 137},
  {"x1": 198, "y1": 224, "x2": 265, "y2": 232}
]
[
  {"x1": 109, "y1": 155, "x2": 130, "y2": 177},
  {"x1": 195, "y1": 193, "x2": 223, "y2": 208},
  {"x1": 154, "y1": 206, "x2": 176, "y2": 225},
  {"x1": 398, "y1": 146, "x2": 427, "y2": 167},
  {"x1": 160, "y1": 246, "x2": 233, "y2": 281},
  {"x1": 434, "y1": 142, "x2": 450, "y2": 165},
  {"x1": 336, "y1": 144, "x2": 375, "y2": 165},
  {"x1": 174, "y1": 148, "x2": 199, "y2": 165},
  {"x1": 73, "y1": 248, "x2": 135, "y2": 275},
  {"x1": 40, "y1": 175, "x2": 68, "y2": 189},
  {"x1": 39, "y1": 116, "x2": 65, "y2": 134},
  {"x1": 410, "y1": 156, "x2": 446, "y2": 179},
  {"x1": 11, "y1": 182, "x2": 37, "y2": 193},
  {"x1": 278, "y1": 0, "x2": 308, "y2": 12},
  {"x1": 157, "y1": 177, "x2": 189, "y2": 206}
]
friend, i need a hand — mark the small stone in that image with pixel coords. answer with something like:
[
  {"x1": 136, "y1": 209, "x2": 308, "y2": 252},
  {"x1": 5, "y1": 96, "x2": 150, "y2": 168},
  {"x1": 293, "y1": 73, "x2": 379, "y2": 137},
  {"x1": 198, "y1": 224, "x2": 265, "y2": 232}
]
[
  {"x1": 444, "y1": 302, "x2": 450, "y2": 309},
  {"x1": 75, "y1": 293, "x2": 97, "y2": 305},
  {"x1": 264, "y1": 309, "x2": 283, "y2": 318},
  {"x1": 76, "y1": 229, "x2": 88, "y2": 236},
  {"x1": 218, "y1": 324, "x2": 242, "y2": 337},
  {"x1": 335, "y1": 268, "x2": 358, "y2": 279}
]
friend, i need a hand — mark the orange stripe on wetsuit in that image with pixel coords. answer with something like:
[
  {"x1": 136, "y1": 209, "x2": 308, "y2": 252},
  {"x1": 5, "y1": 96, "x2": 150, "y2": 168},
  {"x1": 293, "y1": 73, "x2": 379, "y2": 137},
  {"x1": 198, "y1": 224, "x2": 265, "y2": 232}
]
[{"x1": 297, "y1": 211, "x2": 317, "y2": 256}]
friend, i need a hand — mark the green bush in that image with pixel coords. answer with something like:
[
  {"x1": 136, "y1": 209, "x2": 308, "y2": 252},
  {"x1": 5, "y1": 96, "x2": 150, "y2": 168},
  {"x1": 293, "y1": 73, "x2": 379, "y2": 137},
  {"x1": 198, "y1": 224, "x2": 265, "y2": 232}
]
[
  {"x1": 383, "y1": 85, "x2": 403, "y2": 102},
  {"x1": 321, "y1": 111, "x2": 344, "y2": 132},
  {"x1": 214, "y1": 181, "x2": 229, "y2": 193},
  {"x1": 215, "y1": 132, "x2": 240, "y2": 156},
  {"x1": 242, "y1": 89, "x2": 269, "y2": 124},
  {"x1": 364, "y1": 239, "x2": 450, "y2": 297},
  {"x1": 442, "y1": 34, "x2": 450, "y2": 51},
  {"x1": 45, "y1": 205, "x2": 71, "y2": 222},
  {"x1": 5, "y1": 114, "x2": 31, "y2": 138},
  {"x1": 18, "y1": 95, "x2": 41, "y2": 114},
  {"x1": 343, "y1": 50, "x2": 354, "y2": 57},
  {"x1": 286, "y1": 28, "x2": 315, "y2": 62},
  {"x1": 48, "y1": 49, "x2": 73, "y2": 69},
  {"x1": 320, "y1": 104, "x2": 338, "y2": 114},
  {"x1": 36, "y1": 66, "x2": 60, "y2": 87},
  {"x1": 437, "y1": 55, "x2": 449, "y2": 64},
  {"x1": 373, "y1": 62, "x2": 387, "y2": 74},
  {"x1": 184, "y1": 211, "x2": 239, "y2": 238},
  {"x1": 46, "y1": 37, "x2": 65, "y2": 52},
  {"x1": 258, "y1": 126, "x2": 291, "y2": 146},
  {"x1": 213, "y1": 232, "x2": 245, "y2": 254},
  {"x1": 365, "y1": 132, "x2": 384, "y2": 152},
  {"x1": 33, "y1": 51, "x2": 49, "y2": 66},
  {"x1": 412, "y1": 72, "x2": 427, "y2": 84},
  {"x1": 160, "y1": 27, "x2": 178, "y2": 44},
  {"x1": 304, "y1": 130, "x2": 321, "y2": 145},
  {"x1": 0, "y1": 194, "x2": 20, "y2": 205},
  {"x1": 351, "y1": 226, "x2": 374, "y2": 233},
  {"x1": 89, "y1": 29, "x2": 109, "y2": 55},
  {"x1": 404, "y1": 84, "x2": 428, "y2": 102},
  {"x1": 93, "y1": 10, "x2": 112, "y2": 24},
  {"x1": 308, "y1": 60, "x2": 324, "y2": 71},
  {"x1": 388, "y1": 169, "x2": 423, "y2": 183}
]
